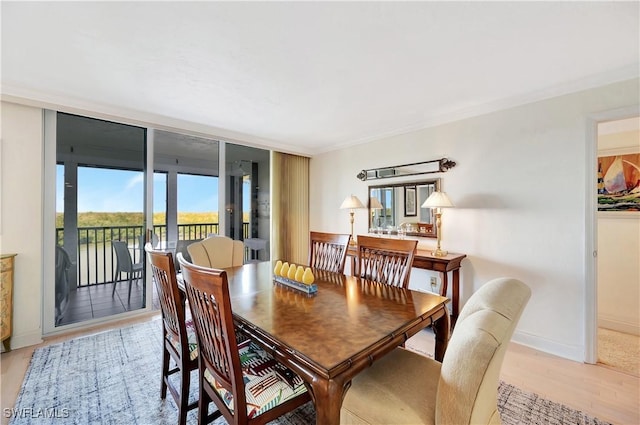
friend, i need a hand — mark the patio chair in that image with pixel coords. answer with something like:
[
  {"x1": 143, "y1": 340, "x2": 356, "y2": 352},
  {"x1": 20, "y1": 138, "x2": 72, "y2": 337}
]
[
  {"x1": 112, "y1": 240, "x2": 143, "y2": 302},
  {"x1": 243, "y1": 238, "x2": 268, "y2": 263},
  {"x1": 54, "y1": 245, "x2": 73, "y2": 325}
]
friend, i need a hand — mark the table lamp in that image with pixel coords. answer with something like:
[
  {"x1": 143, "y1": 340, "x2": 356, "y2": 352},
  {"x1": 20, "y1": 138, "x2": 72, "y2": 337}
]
[
  {"x1": 421, "y1": 191, "x2": 454, "y2": 256},
  {"x1": 340, "y1": 195, "x2": 365, "y2": 245},
  {"x1": 369, "y1": 197, "x2": 383, "y2": 228}
]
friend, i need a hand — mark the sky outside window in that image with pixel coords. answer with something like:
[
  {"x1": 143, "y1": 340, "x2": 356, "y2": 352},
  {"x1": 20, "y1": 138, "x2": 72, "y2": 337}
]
[
  {"x1": 57, "y1": 165, "x2": 249, "y2": 214},
  {"x1": 177, "y1": 174, "x2": 218, "y2": 214},
  {"x1": 57, "y1": 166, "x2": 148, "y2": 212},
  {"x1": 177, "y1": 173, "x2": 250, "y2": 215}
]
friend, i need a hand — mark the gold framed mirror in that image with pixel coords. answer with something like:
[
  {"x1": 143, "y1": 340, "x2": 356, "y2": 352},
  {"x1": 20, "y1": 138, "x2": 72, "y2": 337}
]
[{"x1": 368, "y1": 179, "x2": 440, "y2": 238}]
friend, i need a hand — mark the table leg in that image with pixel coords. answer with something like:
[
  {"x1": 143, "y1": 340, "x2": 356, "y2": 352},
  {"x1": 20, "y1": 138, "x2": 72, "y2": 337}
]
[
  {"x1": 433, "y1": 306, "x2": 450, "y2": 362},
  {"x1": 439, "y1": 271, "x2": 449, "y2": 299},
  {"x1": 311, "y1": 376, "x2": 348, "y2": 425},
  {"x1": 451, "y1": 269, "x2": 460, "y2": 328}
]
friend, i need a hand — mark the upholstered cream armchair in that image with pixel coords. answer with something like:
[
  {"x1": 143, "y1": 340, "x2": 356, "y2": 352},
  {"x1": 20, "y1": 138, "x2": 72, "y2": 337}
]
[
  {"x1": 341, "y1": 277, "x2": 531, "y2": 425},
  {"x1": 186, "y1": 235, "x2": 244, "y2": 269}
]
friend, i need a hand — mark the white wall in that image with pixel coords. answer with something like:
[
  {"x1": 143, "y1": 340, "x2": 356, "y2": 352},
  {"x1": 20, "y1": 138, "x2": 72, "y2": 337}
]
[
  {"x1": 597, "y1": 129, "x2": 640, "y2": 335},
  {"x1": 310, "y1": 78, "x2": 640, "y2": 361},
  {"x1": 2, "y1": 79, "x2": 639, "y2": 357},
  {"x1": 1, "y1": 102, "x2": 44, "y2": 349}
]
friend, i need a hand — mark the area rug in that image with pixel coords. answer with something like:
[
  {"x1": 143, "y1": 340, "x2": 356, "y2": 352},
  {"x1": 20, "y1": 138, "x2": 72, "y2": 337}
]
[{"x1": 10, "y1": 320, "x2": 612, "y2": 425}]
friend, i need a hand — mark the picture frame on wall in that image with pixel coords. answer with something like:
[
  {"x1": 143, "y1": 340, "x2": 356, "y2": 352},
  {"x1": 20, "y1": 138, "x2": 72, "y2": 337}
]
[
  {"x1": 597, "y1": 149, "x2": 640, "y2": 214},
  {"x1": 404, "y1": 186, "x2": 417, "y2": 217}
]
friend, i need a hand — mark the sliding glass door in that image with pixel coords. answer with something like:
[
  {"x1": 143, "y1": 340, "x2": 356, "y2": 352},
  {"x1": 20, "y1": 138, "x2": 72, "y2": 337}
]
[
  {"x1": 54, "y1": 113, "x2": 147, "y2": 327},
  {"x1": 47, "y1": 117, "x2": 272, "y2": 333},
  {"x1": 225, "y1": 143, "x2": 271, "y2": 261},
  {"x1": 152, "y1": 130, "x2": 220, "y2": 258}
]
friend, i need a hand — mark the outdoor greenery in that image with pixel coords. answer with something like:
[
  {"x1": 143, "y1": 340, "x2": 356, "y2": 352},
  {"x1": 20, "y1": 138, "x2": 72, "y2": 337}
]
[
  {"x1": 55, "y1": 212, "x2": 250, "y2": 244},
  {"x1": 55, "y1": 212, "x2": 221, "y2": 228}
]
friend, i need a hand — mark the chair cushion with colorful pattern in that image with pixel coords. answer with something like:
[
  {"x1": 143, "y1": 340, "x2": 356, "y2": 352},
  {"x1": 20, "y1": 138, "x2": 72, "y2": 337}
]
[
  {"x1": 167, "y1": 315, "x2": 199, "y2": 361},
  {"x1": 204, "y1": 339, "x2": 308, "y2": 419}
]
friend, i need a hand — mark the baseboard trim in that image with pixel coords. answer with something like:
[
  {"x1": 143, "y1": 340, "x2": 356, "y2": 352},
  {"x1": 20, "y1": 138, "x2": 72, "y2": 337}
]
[
  {"x1": 2, "y1": 330, "x2": 43, "y2": 352},
  {"x1": 511, "y1": 329, "x2": 584, "y2": 363},
  {"x1": 598, "y1": 317, "x2": 640, "y2": 336}
]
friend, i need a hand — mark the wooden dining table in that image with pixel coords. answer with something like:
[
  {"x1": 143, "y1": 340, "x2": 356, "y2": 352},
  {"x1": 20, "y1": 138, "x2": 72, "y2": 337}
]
[
  {"x1": 347, "y1": 245, "x2": 466, "y2": 326},
  {"x1": 184, "y1": 261, "x2": 448, "y2": 425}
]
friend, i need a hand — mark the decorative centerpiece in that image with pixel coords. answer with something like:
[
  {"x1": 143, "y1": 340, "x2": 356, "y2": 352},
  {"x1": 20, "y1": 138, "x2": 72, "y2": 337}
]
[{"x1": 273, "y1": 260, "x2": 317, "y2": 295}]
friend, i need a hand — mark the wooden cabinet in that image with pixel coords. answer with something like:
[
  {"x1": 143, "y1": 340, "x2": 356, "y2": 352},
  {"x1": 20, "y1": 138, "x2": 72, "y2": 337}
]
[{"x1": 1, "y1": 254, "x2": 17, "y2": 351}]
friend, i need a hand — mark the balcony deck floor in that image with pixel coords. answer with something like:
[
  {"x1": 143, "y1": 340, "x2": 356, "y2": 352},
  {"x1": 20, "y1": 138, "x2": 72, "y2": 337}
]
[{"x1": 58, "y1": 280, "x2": 159, "y2": 327}]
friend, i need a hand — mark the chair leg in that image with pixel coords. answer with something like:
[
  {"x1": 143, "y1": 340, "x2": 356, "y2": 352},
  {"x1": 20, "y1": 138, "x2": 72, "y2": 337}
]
[
  {"x1": 178, "y1": 367, "x2": 190, "y2": 425},
  {"x1": 161, "y1": 347, "x2": 170, "y2": 399},
  {"x1": 128, "y1": 274, "x2": 133, "y2": 302},
  {"x1": 198, "y1": 381, "x2": 210, "y2": 425},
  {"x1": 112, "y1": 267, "x2": 122, "y2": 298},
  {"x1": 138, "y1": 271, "x2": 145, "y2": 306}
]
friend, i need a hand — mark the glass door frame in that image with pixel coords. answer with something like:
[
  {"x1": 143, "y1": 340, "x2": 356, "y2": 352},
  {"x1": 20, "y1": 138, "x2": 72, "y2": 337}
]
[{"x1": 43, "y1": 111, "x2": 152, "y2": 335}]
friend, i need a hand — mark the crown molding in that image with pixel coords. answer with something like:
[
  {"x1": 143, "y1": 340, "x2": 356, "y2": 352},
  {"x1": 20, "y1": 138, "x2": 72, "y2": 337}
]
[
  {"x1": 317, "y1": 64, "x2": 640, "y2": 155},
  {"x1": 1, "y1": 85, "x2": 314, "y2": 158},
  {"x1": 3, "y1": 62, "x2": 637, "y2": 158}
]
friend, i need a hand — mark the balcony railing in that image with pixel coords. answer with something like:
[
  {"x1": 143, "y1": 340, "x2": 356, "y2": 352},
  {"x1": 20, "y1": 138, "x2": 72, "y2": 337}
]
[{"x1": 56, "y1": 223, "x2": 249, "y2": 287}]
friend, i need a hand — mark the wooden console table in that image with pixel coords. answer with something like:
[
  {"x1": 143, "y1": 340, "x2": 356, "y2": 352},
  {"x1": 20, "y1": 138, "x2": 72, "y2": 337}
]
[
  {"x1": 347, "y1": 246, "x2": 466, "y2": 325},
  {"x1": 1, "y1": 253, "x2": 17, "y2": 351}
]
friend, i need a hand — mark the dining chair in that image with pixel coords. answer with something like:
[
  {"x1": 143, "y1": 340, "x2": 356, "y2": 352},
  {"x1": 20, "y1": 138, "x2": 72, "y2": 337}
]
[
  {"x1": 308, "y1": 231, "x2": 351, "y2": 273},
  {"x1": 177, "y1": 253, "x2": 312, "y2": 425},
  {"x1": 112, "y1": 240, "x2": 144, "y2": 302},
  {"x1": 145, "y1": 244, "x2": 199, "y2": 425},
  {"x1": 187, "y1": 235, "x2": 244, "y2": 269},
  {"x1": 340, "y1": 277, "x2": 531, "y2": 425},
  {"x1": 356, "y1": 235, "x2": 418, "y2": 288}
]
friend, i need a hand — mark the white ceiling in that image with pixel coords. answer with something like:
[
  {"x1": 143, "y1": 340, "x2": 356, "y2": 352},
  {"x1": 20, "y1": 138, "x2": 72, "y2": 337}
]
[{"x1": 2, "y1": 1, "x2": 639, "y2": 156}]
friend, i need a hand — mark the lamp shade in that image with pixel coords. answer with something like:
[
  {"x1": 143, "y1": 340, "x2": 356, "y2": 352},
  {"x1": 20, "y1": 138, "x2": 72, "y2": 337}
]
[
  {"x1": 421, "y1": 191, "x2": 454, "y2": 208},
  {"x1": 341, "y1": 195, "x2": 365, "y2": 209},
  {"x1": 369, "y1": 197, "x2": 383, "y2": 209}
]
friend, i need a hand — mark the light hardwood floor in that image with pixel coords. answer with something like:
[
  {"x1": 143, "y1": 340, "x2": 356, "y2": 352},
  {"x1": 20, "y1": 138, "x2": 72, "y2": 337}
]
[
  {"x1": 409, "y1": 328, "x2": 639, "y2": 425},
  {"x1": 501, "y1": 342, "x2": 639, "y2": 425},
  {"x1": 2, "y1": 316, "x2": 639, "y2": 425}
]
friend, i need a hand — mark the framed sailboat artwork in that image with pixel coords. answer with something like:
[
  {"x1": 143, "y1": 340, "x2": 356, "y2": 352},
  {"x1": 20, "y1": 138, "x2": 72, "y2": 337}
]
[{"x1": 597, "y1": 150, "x2": 640, "y2": 213}]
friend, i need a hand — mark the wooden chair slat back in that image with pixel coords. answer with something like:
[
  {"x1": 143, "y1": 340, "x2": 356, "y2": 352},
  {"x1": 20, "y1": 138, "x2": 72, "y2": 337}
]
[
  {"x1": 177, "y1": 253, "x2": 246, "y2": 419},
  {"x1": 356, "y1": 235, "x2": 417, "y2": 288},
  {"x1": 309, "y1": 231, "x2": 351, "y2": 273},
  {"x1": 146, "y1": 244, "x2": 199, "y2": 425},
  {"x1": 145, "y1": 244, "x2": 185, "y2": 343}
]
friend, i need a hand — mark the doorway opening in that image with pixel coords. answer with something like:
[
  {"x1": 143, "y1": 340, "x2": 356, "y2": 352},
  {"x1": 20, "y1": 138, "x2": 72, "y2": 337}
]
[{"x1": 595, "y1": 116, "x2": 640, "y2": 376}]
